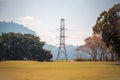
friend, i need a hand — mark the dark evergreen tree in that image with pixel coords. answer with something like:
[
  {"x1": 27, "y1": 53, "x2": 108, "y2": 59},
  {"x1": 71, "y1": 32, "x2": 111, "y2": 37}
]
[{"x1": 0, "y1": 32, "x2": 53, "y2": 61}]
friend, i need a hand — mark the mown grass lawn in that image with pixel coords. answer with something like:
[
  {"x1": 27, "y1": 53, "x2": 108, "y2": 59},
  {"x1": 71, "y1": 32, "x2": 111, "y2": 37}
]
[{"x1": 0, "y1": 61, "x2": 120, "y2": 80}]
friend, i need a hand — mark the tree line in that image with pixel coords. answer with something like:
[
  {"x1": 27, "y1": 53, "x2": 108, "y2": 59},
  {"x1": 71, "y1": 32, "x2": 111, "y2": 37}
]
[
  {"x1": 76, "y1": 35, "x2": 117, "y2": 61},
  {"x1": 0, "y1": 32, "x2": 52, "y2": 61},
  {"x1": 76, "y1": 3, "x2": 120, "y2": 63}
]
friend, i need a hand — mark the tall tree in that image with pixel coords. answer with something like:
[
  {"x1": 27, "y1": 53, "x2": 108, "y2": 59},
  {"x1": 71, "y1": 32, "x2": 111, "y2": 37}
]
[{"x1": 93, "y1": 3, "x2": 120, "y2": 63}]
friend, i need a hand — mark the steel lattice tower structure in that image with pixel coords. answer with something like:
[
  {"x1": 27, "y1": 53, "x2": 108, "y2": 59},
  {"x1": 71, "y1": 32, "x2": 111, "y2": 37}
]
[{"x1": 56, "y1": 18, "x2": 68, "y2": 60}]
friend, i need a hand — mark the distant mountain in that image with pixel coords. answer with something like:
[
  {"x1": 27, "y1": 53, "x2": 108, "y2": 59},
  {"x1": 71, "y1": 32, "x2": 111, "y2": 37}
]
[
  {"x1": 0, "y1": 21, "x2": 36, "y2": 35},
  {"x1": 43, "y1": 44, "x2": 90, "y2": 60}
]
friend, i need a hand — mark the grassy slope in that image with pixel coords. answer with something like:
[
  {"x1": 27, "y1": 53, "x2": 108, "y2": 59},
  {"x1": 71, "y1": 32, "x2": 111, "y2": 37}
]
[{"x1": 0, "y1": 61, "x2": 120, "y2": 80}]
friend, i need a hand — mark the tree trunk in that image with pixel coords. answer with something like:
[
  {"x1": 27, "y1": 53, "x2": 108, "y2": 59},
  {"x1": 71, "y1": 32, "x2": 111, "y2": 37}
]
[
  {"x1": 115, "y1": 53, "x2": 117, "y2": 61},
  {"x1": 99, "y1": 54, "x2": 102, "y2": 61},
  {"x1": 111, "y1": 53, "x2": 114, "y2": 61},
  {"x1": 105, "y1": 55, "x2": 108, "y2": 61},
  {"x1": 100, "y1": 52, "x2": 104, "y2": 61},
  {"x1": 117, "y1": 53, "x2": 120, "y2": 64},
  {"x1": 103, "y1": 53, "x2": 105, "y2": 61}
]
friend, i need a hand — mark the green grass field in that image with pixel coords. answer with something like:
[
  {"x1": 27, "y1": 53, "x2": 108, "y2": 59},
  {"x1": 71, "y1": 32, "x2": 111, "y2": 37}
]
[{"x1": 0, "y1": 61, "x2": 120, "y2": 80}]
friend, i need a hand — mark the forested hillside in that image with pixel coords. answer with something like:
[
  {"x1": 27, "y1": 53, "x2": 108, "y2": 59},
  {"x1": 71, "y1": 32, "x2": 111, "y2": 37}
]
[{"x1": 0, "y1": 21, "x2": 36, "y2": 35}]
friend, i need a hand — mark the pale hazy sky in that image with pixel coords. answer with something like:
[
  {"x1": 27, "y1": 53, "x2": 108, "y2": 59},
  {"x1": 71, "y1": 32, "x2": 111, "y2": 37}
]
[{"x1": 0, "y1": 0, "x2": 120, "y2": 46}]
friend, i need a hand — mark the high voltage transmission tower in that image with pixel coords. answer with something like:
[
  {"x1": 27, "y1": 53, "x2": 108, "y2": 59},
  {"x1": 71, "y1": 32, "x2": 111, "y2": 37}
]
[{"x1": 56, "y1": 18, "x2": 68, "y2": 60}]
